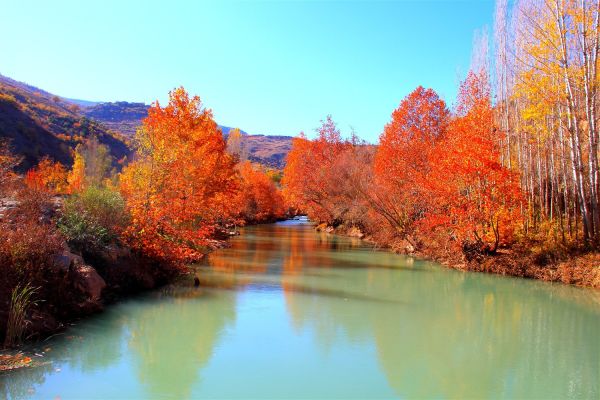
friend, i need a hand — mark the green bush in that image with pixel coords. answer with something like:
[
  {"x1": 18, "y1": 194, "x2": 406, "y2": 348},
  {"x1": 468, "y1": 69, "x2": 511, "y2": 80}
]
[{"x1": 58, "y1": 186, "x2": 129, "y2": 252}]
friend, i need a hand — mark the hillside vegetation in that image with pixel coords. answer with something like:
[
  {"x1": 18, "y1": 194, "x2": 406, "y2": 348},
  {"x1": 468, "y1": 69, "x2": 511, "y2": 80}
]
[
  {"x1": 0, "y1": 87, "x2": 288, "y2": 347},
  {"x1": 0, "y1": 75, "x2": 129, "y2": 171}
]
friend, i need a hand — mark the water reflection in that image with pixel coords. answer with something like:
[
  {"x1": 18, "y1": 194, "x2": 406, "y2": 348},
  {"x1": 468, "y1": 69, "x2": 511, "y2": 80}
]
[
  {"x1": 127, "y1": 289, "x2": 236, "y2": 399},
  {"x1": 1, "y1": 220, "x2": 598, "y2": 399},
  {"x1": 200, "y1": 221, "x2": 600, "y2": 399}
]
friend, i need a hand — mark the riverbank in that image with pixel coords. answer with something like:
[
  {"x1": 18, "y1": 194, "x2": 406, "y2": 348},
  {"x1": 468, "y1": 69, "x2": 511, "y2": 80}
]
[
  {"x1": 317, "y1": 223, "x2": 600, "y2": 289},
  {"x1": 0, "y1": 239, "x2": 216, "y2": 346},
  {"x1": 0, "y1": 239, "x2": 225, "y2": 372}
]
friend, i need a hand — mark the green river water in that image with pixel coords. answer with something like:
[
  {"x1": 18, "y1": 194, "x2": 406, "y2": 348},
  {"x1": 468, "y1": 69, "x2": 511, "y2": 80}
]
[{"x1": 1, "y1": 219, "x2": 599, "y2": 399}]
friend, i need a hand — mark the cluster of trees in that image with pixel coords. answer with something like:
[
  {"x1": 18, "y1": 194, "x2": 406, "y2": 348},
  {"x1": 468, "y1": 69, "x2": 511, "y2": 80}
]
[
  {"x1": 284, "y1": 71, "x2": 522, "y2": 257},
  {"x1": 285, "y1": 0, "x2": 600, "y2": 259},
  {"x1": 118, "y1": 88, "x2": 285, "y2": 264},
  {"x1": 2, "y1": 87, "x2": 286, "y2": 290},
  {"x1": 283, "y1": 116, "x2": 373, "y2": 226},
  {"x1": 234, "y1": 161, "x2": 285, "y2": 224}
]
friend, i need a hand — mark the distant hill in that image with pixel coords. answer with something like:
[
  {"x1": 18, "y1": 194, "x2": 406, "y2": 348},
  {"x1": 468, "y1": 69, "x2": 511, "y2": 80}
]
[
  {"x1": 244, "y1": 135, "x2": 293, "y2": 168},
  {"x1": 80, "y1": 101, "x2": 294, "y2": 168},
  {"x1": 0, "y1": 74, "x2": 130, "y2": 171},
  {"x1": 83, "y1": 101, "x2": 149, "y2": 137},
  {"x1": 62, "y1": 97, "x2": 100, "y2": 108},
  {"x1": 82, "y1": 102, "x2": 254, "y2": 139},
  {"x1": 0, "y1": 74, "x2": 294, "y2": 170}
]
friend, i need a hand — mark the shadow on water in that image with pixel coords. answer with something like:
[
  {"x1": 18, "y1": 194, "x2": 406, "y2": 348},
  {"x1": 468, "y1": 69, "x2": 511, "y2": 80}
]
[{"x1": 195, "y1": 273, "x2": 407, "y2": 305}]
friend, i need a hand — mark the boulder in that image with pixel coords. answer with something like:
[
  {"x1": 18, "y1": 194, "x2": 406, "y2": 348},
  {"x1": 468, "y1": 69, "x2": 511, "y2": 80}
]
[
  {"x1": 101, "y1": 244, "x2": 131, "y2": 263},
  {"x1": 53, "y1": 249, "x2": 85, "y2": 273},
  {"x1": 72, "y1": 264, "x2": 106, "y2": 302},
  {"x1": 27, "y1": 310, "x2": 62, "y2": 339}
]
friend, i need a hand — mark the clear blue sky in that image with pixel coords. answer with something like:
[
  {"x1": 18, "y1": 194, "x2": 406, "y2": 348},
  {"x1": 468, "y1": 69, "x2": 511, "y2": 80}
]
[{"x1": 0, "y1": 0, "x2": 494, "y2": 142}]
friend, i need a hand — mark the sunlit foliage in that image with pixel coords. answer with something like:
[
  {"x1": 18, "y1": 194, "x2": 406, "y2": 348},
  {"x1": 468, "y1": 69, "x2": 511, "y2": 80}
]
[
  {"x1": 234, "y1": 161, "x2": 285, "y2": 224},
  {"x1": 119, "y1": 88, "x2": 239, "y2": 265},
  {"x1": 24, "y1": 157, "x2": 69, "y2": 194}
]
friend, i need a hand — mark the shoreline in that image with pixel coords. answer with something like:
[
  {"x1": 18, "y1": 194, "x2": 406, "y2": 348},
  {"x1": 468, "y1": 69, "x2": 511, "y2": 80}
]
[{"x1": 318, "y1": 223, "x2": 600, "y2": 290}]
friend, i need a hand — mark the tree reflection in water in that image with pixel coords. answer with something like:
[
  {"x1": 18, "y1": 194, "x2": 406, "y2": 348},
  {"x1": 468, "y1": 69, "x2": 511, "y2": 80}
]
[{"x1": 203, "y1": 221, "x2": 600, "y2": 399}]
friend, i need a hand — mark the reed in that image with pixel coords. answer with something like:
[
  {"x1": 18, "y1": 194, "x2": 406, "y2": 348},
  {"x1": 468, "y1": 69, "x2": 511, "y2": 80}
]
[{"x1": 3, "y1": 283, "x2": 38, "y2": 348}]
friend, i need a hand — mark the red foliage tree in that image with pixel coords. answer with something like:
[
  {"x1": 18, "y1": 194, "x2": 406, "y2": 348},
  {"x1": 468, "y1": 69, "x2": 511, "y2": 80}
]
[
  {"x1": 372, "y1": 87, "x2": 449, "y2": 239},
  {"x1": 424, "y1": 71, "x2": 522, "y2": 253},
  {"x1": 283, "y1": 116, "x2": 368, "y2": 225}
]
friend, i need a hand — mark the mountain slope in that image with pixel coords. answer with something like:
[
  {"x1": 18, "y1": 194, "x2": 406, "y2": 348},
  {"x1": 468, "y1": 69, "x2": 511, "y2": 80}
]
[{"x1": 0, "y1": 75, "x2": 130, "y2": 171}]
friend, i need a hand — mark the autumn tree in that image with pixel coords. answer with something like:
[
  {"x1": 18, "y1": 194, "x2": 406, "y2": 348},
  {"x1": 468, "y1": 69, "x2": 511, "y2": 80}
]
[
  {"x1": 67, "y1": 151, "x2": 86, "y2": 194},
  {"x1": 283, "y1": 116, "x2": 372, "y2": 227},
  {"x1": 24, "y1": 157, "x2": 69, "y2": 194},
  {"x1": 226, "y1": 128, "x2": 248, "y2": 161},
  {"x1": 492, "y1": 0, "x2": 600, "y2": 247},
  {"x1": 284, "y1": 119, "x2": 331, "y2": 222},
  {"x1": 283, "y1": 116, "x2": 346, "y2": 224},
  {"x1": 235, "y1": 161, "x2": 285, "y2": 224},
  {"x1": 66, "y1": 136, "x2": 114, "y2": 193},
  {"x1": 425, "y1": 71, "x2": 522, "y2": 254},
  {"x1": 372, "y1": 86, "x2": 449, "y2": 242},
  {"x1": 119, "y1": 87, "x2": 239, "y2": 265}
]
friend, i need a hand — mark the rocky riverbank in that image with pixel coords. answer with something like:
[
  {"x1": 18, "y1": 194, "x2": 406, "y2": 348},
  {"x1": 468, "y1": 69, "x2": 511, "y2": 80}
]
[
  {"x1": 1, "y1": 242, "x2": 178, "y2": 346},
  {"x1": 0, "y1": 195, "x2": 234, "y2": 350}
]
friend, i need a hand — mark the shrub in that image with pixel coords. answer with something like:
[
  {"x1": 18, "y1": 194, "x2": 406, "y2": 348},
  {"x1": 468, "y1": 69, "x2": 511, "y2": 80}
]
[
  {"x1": 0, "y1": 140, "x2": 21, "y2": 196},
  {"x1": 0, "y1": 188, "x2": 64, "y2": 345},
  {"x1": 58, "y1": 186, "x2": 128, "y2": 253}
]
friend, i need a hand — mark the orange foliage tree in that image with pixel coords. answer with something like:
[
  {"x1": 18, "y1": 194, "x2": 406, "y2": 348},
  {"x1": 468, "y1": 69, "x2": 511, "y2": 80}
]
[
  {"x1": 119, "y1": 87, "x2": 239, "y2": 265},
  {"x1": 372, "y1": 86, "x2": 449, "y2": 241},
  {"x1": 24, "y1": 157, "x2": 69, "y2": 194},
  {"x1": 424, "y1": 71, "x2": 522, "y2": 253},
  {"x1": 234, "y1": 161, "x2": 285, "y2": 224}
]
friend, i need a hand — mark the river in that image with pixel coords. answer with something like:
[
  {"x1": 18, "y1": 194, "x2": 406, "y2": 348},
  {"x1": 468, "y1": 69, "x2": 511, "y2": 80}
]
[{"x1": 1, "y1": 219, "x2": 599, "y2": 399}]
